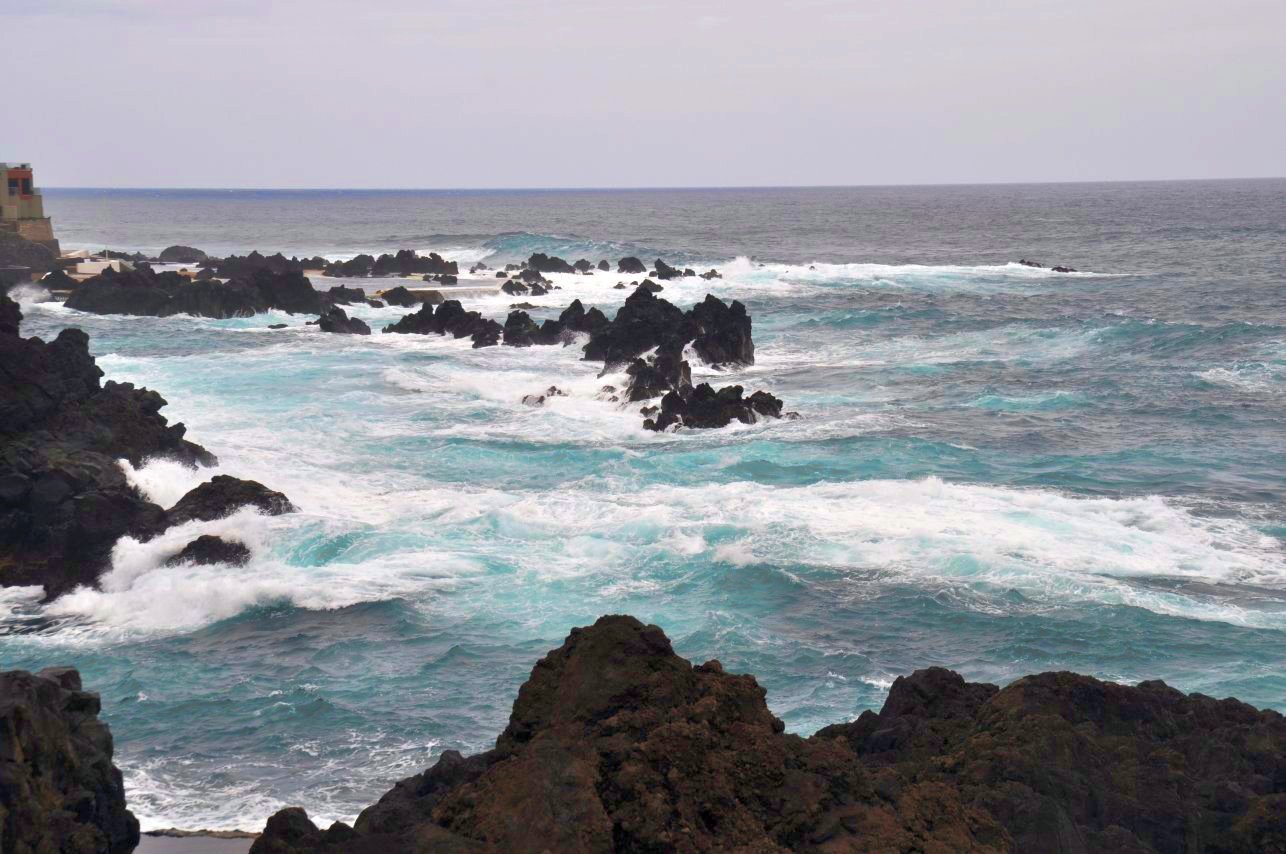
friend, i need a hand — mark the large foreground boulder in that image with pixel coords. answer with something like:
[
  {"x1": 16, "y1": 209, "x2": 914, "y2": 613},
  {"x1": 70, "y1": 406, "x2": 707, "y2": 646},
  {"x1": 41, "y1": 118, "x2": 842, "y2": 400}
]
[
  {"x1": 0, "y1": 667, "x2": 140, "y2": 853},
  {"x1": 253, "y1": 615, "x2": 1286, "y2": 853},
  {"x1": 0, "y1": 231, "x2": 58, "y2": 276}
]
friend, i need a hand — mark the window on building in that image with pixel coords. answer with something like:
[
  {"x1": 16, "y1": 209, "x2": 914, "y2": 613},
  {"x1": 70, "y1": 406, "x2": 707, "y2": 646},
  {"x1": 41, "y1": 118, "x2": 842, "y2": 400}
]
[
  {"x1": 21, "y1": 179, "x2": 32, "y2": 195},
  {"x1": 6, "y1": 179, "x2": 17, "y2": 196}
]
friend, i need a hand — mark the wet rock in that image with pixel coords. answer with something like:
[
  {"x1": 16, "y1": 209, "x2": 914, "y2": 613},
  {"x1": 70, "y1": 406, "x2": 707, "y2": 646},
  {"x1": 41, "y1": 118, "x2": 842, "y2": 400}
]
[
  {"x1": 616, "y1": 256, "x2": 647, "y2": 274},
  {"x1": 495, "y1": 271, "x2": 509, "y2": 278},
  {"x1": 597, "y1": 259, "x2": 610, "y2": 271},
  {"x1": 637, "y1": 279, "x2": 663, "y2": 293},
  {"x1": 164, "y1": 475, "x2": 295, "y2": 528},
  {"x1": 644, "y1": 383, "x2": 782, "y2": 431},
  {"x1": 158, "y1": 245, "x2": 208, "y2": 264},
  {"x1": 501, "y1": 280, "x2": 528, "y2": 296},
  {"x1": 573, "y1": 258, "x2": 593, "y2": 273},
  {"x1": 0, "y1": 231, "x2": 58, "y2": 275},
  {"x1": 0, "y1": 667, "x2": 140, "y2": 852},
  {"x1": 317, "y1": 307, "x2": 371, "y2": 335},
  {"x1": 165, "y1": 534, "x2": 251, "y2": 566},
  {"x1": 699, "y1": 268, "x2": 722, "y2": 279},
  {"x1": 502, "y1": 310, "x2": 543, "y2": 347},
  {"x1": 0, "y1": 295, "x2": 216, "y2": 598},
  {"x1": 268, "y1": 323, "x2": 288, "y2": 329},
  {"x1": 624, "y1": 346, "x2": 691, "y2": 402},
  {"x1": 325, "y1": 285, "x2": 368, "y2": 305},
  {"x1": 323, "y1": 250, "x2": 457, "y2": 279},
  {"x1": 382, "y1": 300, "x2": 502, "y2": 348},
  {"x1": 526, "y1": 253, "x2": 576, "y2": 274},
  {"x1": 653, "y1": 258, "x2": 683, "y2": 280},
  {"x1": 469, "y1": 262, "x2": 490, "y2": 274},
  {"x1": 377, "y1": 286, "x2": 419, "y2": 307},
  {"x1": 1051, "y1": 265, "x2": 1077, "y2": 273},
  {"x1": 40, "y1": 268, "x2": 78, "y2": 291},
  {"x1": 688, "y1": 294, "x2": 754, "y2": 366}
]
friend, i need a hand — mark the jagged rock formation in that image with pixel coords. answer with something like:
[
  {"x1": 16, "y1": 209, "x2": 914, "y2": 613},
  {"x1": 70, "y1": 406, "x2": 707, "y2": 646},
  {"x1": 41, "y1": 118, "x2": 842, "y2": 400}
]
[
  {"x1": 644, "y1": 383, "x2": 783, "y2": 431},
  {"x1": 0, "y1": 295, "x2": 293, "y2": 598},
  {"x1": 317, "y1": 307, "x2": 372, "y2": 335},
  {"x1": 617, "y1": 256, "x2": 647, "y2": 274},
  {"x1": 164, "y1": 534, "x2": 251, "y2": 567},
  {"x1": 252, "y1": 615, "x2": 1286, "y2": 853},
  {"x1": 162, "y1": 475, "x2": 294, "y2": 528},
  {"x1": 0, "y1": 667, "x2": 140, "y2": 853},
  {"x1": 322, "y1": 250, "x2": 456, "y2": 279},
  {"x1": 382, "y1": 299, "x2": 502, "y2": 348},
  {"x1": 64, "y1": 266, "x2": 328, "y2": 318}
]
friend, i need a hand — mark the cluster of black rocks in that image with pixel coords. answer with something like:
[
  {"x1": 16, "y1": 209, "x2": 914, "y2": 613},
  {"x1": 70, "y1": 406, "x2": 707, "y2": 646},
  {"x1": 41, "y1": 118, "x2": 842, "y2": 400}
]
[
  {"x1": 64, "y1": 265, "x2": 328, "y2": 318},
  {"x1": 321, "y1": 249, "x2": 457, "y2": 279},
  {"x1": 383, "y1": 282, "x2": 787, "y2": 430},
  {"x1": 0, "y1": 293, "x2": 295, "y2": 600}
]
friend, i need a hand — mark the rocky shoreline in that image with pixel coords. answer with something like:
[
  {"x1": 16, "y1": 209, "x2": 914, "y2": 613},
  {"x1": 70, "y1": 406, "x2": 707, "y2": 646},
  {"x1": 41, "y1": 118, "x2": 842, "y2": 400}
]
[
  {"x1": 0, "y1": 293, "x2": 296, "y2": 599},
  {"x1": 4, "y1": 616, "x2": 1283, "y2": 853},
  {"x1": 22, "y1": 246, "x2": 793, "y2": 433}
]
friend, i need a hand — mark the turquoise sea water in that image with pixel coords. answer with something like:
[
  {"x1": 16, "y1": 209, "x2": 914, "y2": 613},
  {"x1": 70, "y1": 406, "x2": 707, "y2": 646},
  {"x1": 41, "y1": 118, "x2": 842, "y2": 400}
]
[{"x1": 3, "y1": 181, "x2": 1285, "y2": 830}]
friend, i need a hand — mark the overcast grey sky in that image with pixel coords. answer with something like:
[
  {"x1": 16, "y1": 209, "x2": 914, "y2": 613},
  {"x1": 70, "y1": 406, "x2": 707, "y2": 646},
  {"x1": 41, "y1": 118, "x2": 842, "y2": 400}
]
[{"x1": 4, "y1": 0, "x2": 1284, "y2": 188}]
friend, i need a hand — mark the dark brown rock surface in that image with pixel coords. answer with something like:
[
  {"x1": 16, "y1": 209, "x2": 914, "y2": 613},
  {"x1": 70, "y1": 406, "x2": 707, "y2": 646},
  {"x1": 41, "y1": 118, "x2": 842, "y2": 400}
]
[
  {"x1": 0, "y1": 667, "x2": 140, "y2": 853},
  {"x1": 252, "y1": 615, "x2": 1286, "y2": 853}
]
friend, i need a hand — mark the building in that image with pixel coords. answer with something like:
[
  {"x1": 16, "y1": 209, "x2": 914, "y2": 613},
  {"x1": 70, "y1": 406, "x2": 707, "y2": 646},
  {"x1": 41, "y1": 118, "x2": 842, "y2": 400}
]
[{"x1": 1, "y1": 163, "x2": 60, "y2": 256}]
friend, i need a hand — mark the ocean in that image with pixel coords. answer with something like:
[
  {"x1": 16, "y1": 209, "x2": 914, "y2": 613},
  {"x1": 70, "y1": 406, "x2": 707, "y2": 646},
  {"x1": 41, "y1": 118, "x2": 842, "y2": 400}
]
[{"x1": 3, "y1": 180, "x2": 1285, "y2": 831}]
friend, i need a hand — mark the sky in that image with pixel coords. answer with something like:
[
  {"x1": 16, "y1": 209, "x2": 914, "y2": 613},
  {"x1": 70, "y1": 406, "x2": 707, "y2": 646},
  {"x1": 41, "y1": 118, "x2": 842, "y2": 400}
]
[{"x1": 4, "y1": 0, "x2": 1285, "y2": 189}]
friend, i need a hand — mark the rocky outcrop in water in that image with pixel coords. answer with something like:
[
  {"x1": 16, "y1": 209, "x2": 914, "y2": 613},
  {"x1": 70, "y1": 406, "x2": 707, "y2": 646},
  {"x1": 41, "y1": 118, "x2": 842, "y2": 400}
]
[
  {"x1": 0, "y1": 295, "x2": 293, "y2": 598},
  {"x1": 323, "y1": 250, "x2": 457, "y2": 279},
  {"x1": 158, "y1": 245, "x2": 208, "y2": 264},
  {"x1": 526, "y1": 252, "x2": 576, "y2": 274},
  {"x1": 64, "y1": 266, "x2": 328, "y2": 318},
  {"x1": 616, "y1": 256, "x2": 646, "y2": 274},
  {"x1": 163, "y1": 475, "x2": 295, "y2": 529},
  {"x1": 317, "y1": 307, "x2": 371, "y2": 335},
  {"x1": 382, "y1": 299, "x2": 502, "y2": 348},
  {"x1": 0, "y1": 294, "x2": 215, "y2": 598},
  {"x1": 164, "y1": 534, "x2": 251, "y2": 567},
  {"x1": 644, "y1": 383, "x2": 783, "y2": 431},
  {"x1": 0, "y1": 667, "x2": 140, "y2": 853},
  {"x1": 208, "y1": 251, "x2": 319, "y2": 279},
  {"x1": 252, "y1": 615, "x2": 1286, "y2": 853}
]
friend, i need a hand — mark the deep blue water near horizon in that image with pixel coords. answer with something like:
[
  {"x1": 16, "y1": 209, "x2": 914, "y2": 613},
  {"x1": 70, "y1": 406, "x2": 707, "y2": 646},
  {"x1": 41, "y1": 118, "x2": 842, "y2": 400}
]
[{"x1": 3, "y1": 180, "x2": 1285, "y2": 830}]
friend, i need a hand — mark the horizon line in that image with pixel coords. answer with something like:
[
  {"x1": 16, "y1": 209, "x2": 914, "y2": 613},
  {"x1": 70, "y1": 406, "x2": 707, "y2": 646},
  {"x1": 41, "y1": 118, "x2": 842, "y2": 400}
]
[{"x1": 39, "y1": 175, "x2": 1286, "y2": 193}]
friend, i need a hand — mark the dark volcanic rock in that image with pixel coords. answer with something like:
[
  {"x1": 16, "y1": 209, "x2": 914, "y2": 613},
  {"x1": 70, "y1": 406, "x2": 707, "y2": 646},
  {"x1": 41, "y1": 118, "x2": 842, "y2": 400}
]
[
  {"x1": 40, "y1": 268, "x2": 78, "y2": 291},
  {"x1": 652, "y1": 258, "x2": 684, "y2": 280},
  {"x1": 500, "y1": 280, "x2": 528, "y2": 296},
  {"x1": 158, "y1": 245, "x2": 208, "y2": 264},
  {"x1": 377, "y1": 286, "x2": 419, "y2": 307},
  {"x1": 689, "y1": 294, "x2": 754, "y2": 366},
  {"x1": 317, "y1": 307, "x2": 372, "y2": 335},
  {"x1": 526, "y1": 252, "x2": 575, "y2": 274},
  {"x1": 325, "y1": 285, "x2": 368, "y2": 305},
  {"x1": 252, "y1": 615, "x2": 1286, "y2": 853},
  {"x1": 597, "y1": 259, "x2": 610, "y2": 271},
  {"x1": 624, "y1": 347, "x2": 691, "y2": 402},
  {"x1": 616, "y1": 256, "x2": 646, "y2": 274},
  {"x1": 581, "y1": 286, "x2": 689, "y2": 366},
  {"x1": 165, "y1": 534, "x2": 251, "y2": 566},
  {"x1": 64, "y1": 266, "x2": 326, "y2": 318},
  {"x1": 164, "y1": 475, "x2": 294, "y2": 528},
  {"x1": 323, "y1": 250, "x2": 457, "y2": 279},
  {"x1": 644, "y1": 383, "x2": 782, "y2": 431},
  {"x1": 0, "y1": 294, "x2": 215, "y2": 598},
  {"x1": 573, "y1": 258, "x2": 593, "y2": 273},
  {"x1": 382, "y1": 300, "x2": 502, "y2": 348},
  {"x1": 0, "y1": 667, "x2": 140, "y2": 853}
]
